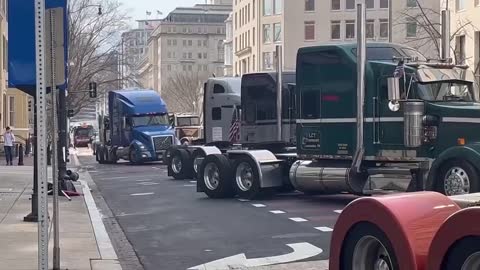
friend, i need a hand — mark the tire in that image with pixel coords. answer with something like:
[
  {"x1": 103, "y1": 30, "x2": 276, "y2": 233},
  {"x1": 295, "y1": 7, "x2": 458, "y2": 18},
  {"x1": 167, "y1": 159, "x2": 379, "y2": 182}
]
[
  {"x1": 109, "y1": 149, "x2": 118, "y2": 164},
  {"x1": 442, "y1": 237, "x2": 480, "y2": 270},
  {"x1": 129, "y1": 148, "x2": 142, "y2": 165},
  {"x1": 97, "y1": 146, "x2": 106, "y2": 164},
  {"x1": 191, "y1": 149, "x2": 206, "y2": 179},
  {"x1": 436, "y1": 159, "x2": 480, "y2": 196},
  {"x1": 170, "y1": 149, "x2": 193, "y2": 180},
  {"x1": 341, "y1": 222, "x2": 400, "y2": 270},
  {"x1": 232, "y1": 157, "x2": 263, "y2": 199},
  {"x1": 198, "y1": 154, "x2": 235, "y2": 198}
]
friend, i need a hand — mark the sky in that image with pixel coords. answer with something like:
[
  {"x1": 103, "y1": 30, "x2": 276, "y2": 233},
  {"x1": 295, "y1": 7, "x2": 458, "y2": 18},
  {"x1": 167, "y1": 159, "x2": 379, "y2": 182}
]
[{"x1": 121, "y1": 0, "x2": 206, "y2": 24}]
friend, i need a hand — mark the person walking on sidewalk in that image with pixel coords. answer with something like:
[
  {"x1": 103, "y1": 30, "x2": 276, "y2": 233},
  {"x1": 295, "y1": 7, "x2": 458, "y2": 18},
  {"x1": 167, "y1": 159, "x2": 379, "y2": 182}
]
[{"x1": 3, "y1": 127, "x2": 15, "y2": 165}]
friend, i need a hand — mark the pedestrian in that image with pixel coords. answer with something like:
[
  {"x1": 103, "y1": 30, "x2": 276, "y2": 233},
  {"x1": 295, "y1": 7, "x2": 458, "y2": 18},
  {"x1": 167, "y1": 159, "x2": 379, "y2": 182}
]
[{"x1": 3, "y1": 127, "x2": 15, "y2": 165}]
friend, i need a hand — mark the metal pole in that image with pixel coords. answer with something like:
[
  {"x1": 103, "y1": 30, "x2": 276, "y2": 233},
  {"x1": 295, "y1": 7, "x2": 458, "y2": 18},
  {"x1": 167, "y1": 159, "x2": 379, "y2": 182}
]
[
  {"x1": 275, "y1": 45, "x2": 283, "y2": 142},
  {"x1": 24, "y1": 106, "x2": 38, "y2": 222},
  {"x1": 47, "y1": 8, "x2": 61, "y2": 270},
  {"x1": 352, "y1": 3, "x2": 366, "y2": 173},
  {"x1": 34, "y1": 0, "x2": 49, "y2": 268},
  {"x1": 441, "y1": 10, "x2": 451, "y2": 60},
  {"x1": 389, "y1": 0, "x2": 393, "y2": 43}
]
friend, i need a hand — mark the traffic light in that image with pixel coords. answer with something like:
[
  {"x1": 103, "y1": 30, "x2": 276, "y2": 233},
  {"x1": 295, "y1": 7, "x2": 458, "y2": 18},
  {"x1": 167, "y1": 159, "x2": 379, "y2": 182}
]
[
  {"x1": 89, "y1": 82, "x2": 97, "y2": 98},
  {"x1": 67, "y1": 109, "x2": 75, "y2": 118}
]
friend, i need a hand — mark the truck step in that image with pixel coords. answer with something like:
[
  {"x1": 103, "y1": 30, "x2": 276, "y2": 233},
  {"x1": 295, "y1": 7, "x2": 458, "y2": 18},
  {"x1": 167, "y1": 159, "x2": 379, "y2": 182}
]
[{"x1": 367, "y1": 167, "x2": 413, "y2": 176}]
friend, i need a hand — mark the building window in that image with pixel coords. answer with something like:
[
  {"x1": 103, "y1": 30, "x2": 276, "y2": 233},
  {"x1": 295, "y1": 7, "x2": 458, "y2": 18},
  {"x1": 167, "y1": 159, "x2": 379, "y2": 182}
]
[
  {"x1": 455, "y1": 35, "x2": 466, "y2": 64},
  {"x1": 253, "y1": 54, "x2": 256, "y2": 71},
  {"x1": 263, "y1": 0, "x2": 272, "y2": 16},
  {"x1": 305, "y1": 21, "x2": 315, "y2": 40},
  {"x1": 218, "y1": 41, "x2": 225, "y2": 62},
  {"x1": 253, "y1": 0, "x2": 256, "y2": 18},
  {"x1": 406, "y1": 19, "x2": 417, "y2": 38},
  {"x1": 346, "y1": 0, "x2": 355, "y2": 10},
  {"x1": 407, "y1": 0, "x2": 417, "y2": 7},
  {"x1": 380, "y1": 19, "x2": 389, "y2": 38},
  {"x1": 183, "y1": 40, "x2": 187, "y2": 46},
  {"x1": 203, "y1": 40, "x2": 208, "y2": 47},
  {"x1": 198, "y1": 40, "x2": 202, "y2": 47},
  {"x1": 198, "y1": 53, "x2": 202, "y2": 59},
  {"x1": 274, "y1": 23, "x2": 281, "y2": 42},
  {"x1": 253, "y1": 27, "x2": 256, "y2": 46},
  {"x1": 9, "y1": 96, "x2": 14, "y2": 127},
  {"x1": 331, "y1": 20, "x2": 341, "y2": 40},
  {"x1": 305, "y1": 0, "x2": 315, "y2": 11},
  {"x1": 173, "y1": 39, "x2": 177, "y2": 46},
  {"x1": 183, "y1": 52, "x2": 187, "y2": 59},
  {"x1": 263, "y1": 24, "x2": 272, "y2": 43},
  {"x1": 366, "y1": 0, "x2": 374, "y2": 9},
  {"x1": 204, "y1": 52, "x2": 208, "y2": 59},
  {"x1": 263, "y1": 52, "x2": 273, "y2": 70},
  {"x1": 188, "y1": 52, "x2": 193, "y2": 59},
  {"x1": 188, "y1": 65, "x2": 193, "y2": 71},
  {"x1": 380, "y1": 0, "x2": 389, "y2": 8},
  {"x1": 235, "y1": 12, "x2": 238, "y2": 29},
  {"x1": 366, "y1": 20, "x2": 375, "y2": 39},
  {"x1": 456, "y1": 0, "x2": 466, "y2": 10},
  {"x1": 188, "y1": 40, "x2": 192, "y2": 46},
  {"x1": 167, "y1": 39, "x2": 172, "y2": 46},
  {"x1": 168, "y1": 52, "x2": 172, "y2": 58},
  {"x1": 345, "y1": 20, "x2": 355, "y2": 39},
  {"x1": 331, "y1": 0, "x2": 340, "y2": 10},
  {"x1": 274, "y1": 0, "x2": 282, "y2": 14}
]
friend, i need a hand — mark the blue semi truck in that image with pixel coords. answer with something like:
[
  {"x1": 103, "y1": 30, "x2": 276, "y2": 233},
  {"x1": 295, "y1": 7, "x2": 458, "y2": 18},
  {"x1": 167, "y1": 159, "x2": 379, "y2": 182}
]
[{"x1": 95, "y1": 90, "x2": 178, "y2": 164}]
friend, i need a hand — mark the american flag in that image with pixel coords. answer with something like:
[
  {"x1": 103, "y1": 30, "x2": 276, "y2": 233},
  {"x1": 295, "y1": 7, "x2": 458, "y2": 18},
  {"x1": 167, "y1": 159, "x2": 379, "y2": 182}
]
[
  {"x1": 229, "y1": 109, "x2": 240, "y2": 143},
  {"x1": 393, "y1": 60, "x2": 405, "y2": 78}
]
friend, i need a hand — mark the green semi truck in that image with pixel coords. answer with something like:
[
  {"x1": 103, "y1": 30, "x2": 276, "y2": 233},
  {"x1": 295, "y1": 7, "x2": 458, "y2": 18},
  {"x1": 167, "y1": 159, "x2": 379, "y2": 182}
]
[{"x1": 186, "y1": 40, "x2": 479, "y2": 199}]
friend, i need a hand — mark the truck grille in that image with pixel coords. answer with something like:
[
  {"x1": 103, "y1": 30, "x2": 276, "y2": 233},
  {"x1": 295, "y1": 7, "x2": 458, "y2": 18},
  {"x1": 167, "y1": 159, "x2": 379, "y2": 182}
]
[{"x1": 152, "y1": 136, "x2": 173, "y2": 152}]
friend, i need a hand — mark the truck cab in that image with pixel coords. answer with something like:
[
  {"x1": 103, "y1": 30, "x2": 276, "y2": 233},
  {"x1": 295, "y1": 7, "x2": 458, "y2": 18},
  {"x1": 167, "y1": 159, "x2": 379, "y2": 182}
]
[
  {"x1": 96, "y1": 90, "x2": 177, "y2": 164},
  {"x1": 294, "y1": 43, "x2": 480, "y2": 196}
]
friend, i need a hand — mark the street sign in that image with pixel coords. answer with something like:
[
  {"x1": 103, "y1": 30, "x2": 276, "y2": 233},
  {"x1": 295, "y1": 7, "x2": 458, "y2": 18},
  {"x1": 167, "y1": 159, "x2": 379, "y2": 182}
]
[
  {"x1": 45, "y1": 7, "x2": 66, "y2": 88},
  {"x1": 8, "y1": 0, "x2": 68, "y2": 96},
  {"x1": 188, "y1": 242, "x2": 323, "y2": 269}
]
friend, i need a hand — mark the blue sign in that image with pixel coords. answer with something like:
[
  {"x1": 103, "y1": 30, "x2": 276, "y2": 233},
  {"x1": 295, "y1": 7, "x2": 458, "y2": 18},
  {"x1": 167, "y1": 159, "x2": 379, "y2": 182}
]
[{"x1": 8, "y1": 0, "x2": 68, "y2": 96}]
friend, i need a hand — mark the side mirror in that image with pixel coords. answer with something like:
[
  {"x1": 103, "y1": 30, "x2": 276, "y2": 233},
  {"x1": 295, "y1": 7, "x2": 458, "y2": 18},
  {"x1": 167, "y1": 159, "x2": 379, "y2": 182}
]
[{"x1": 387, "y1": 77, "x2": 401, "y2": 101}]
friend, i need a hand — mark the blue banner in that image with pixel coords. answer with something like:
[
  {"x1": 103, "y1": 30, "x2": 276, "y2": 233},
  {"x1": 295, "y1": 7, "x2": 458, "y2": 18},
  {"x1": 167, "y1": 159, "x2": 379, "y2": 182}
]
[{"x1": 8, "y1": 0, "x2": 68, "y2": 96}]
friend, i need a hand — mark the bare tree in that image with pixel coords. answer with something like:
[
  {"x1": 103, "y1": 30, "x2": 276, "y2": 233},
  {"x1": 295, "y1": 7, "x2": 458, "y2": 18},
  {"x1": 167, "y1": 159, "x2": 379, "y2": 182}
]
[
  {"x1": 162, "y1": 72, "x2": 210, "y2": 117},
  {"x1": 395, "y1": 0, "x2": 477, "y2": 63},
  {"x1": 67, "y1": 0, "x2": 139, "y2": 115}
]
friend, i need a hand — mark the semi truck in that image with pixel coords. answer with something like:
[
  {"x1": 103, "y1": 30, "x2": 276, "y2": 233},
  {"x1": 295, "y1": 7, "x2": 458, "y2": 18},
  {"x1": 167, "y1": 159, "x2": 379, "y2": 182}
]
[
  {"x1": 95, "y1": 90, "x2": 177, "y2": 164},
  {"x1": 168, "y1": 40, "x2": 480, "y2": 200},
  {"x1": 170, "y1": 113, "x2": 203, "y2": 145}
]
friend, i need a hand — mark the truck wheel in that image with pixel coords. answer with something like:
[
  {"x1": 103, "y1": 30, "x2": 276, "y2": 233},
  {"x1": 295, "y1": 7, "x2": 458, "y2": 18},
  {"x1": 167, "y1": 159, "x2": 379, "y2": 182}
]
[
  {"x1": 442, "y1": 237, "x2": 480, "y2": 270},
  {"x1": 198, "y1": 154, "x2": 234, "y2": 198},
  {"x1": 109, "y1": 149, "x2": 118, "y2": 164},
  {"x1": 341, "y1": 222, "x2": 399, "y2": 270},
  {"x1": 232, "y1": 157, "x2": 263, "y2": 199},
  {"x1": 129, "y1": 148, "x2": 142, "y2": 165},
  {"x1": 97, "y1": 146, "x2": 105, "y2": 164},
  {"x1": 437, "y1": 160, "x2": 479, "y2": 195},
  {"x1": 170, "y1": 149, "x2": 193, "y2": 180}
]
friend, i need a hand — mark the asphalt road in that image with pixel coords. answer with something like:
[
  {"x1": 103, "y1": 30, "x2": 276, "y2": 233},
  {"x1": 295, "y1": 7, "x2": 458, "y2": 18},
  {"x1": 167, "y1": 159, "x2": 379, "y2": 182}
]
[{"x1": 77, "y1": 150, "x2": 355, "y2": 270}]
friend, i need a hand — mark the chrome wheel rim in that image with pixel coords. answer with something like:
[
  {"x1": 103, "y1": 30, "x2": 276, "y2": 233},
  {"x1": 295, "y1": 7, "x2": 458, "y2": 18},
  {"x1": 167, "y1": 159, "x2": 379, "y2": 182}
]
[
  {"x1": 444, "y1": 166, "x2": 470, "y2": 195},
  {"x1": 462, "y1": 251, "x2": 480, "y2": 270},
  {"x1": 352, "y1": 236, "x2": 393, "y2": 270},
  {"x1": 171, "y1": 155, "x2": 182, "y2": 174},
  {"x1": 204, "y1": 162, "x2": 220, "y2": 190},
  {"x1": 236, "y1": 162, "x2": 253, "y2": 192}
]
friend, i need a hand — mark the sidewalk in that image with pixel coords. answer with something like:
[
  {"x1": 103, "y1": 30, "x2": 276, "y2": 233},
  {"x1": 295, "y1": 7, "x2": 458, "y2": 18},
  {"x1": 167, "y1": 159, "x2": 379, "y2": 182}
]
[{"x1": 0, "y1": 165, "x2": 121, "y2": 269}]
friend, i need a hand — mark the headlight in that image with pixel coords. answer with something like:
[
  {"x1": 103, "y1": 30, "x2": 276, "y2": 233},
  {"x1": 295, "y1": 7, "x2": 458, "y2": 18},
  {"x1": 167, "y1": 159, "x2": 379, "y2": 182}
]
[{"x1": 139, "y1": 145, "x2": 146, "y2": 149}]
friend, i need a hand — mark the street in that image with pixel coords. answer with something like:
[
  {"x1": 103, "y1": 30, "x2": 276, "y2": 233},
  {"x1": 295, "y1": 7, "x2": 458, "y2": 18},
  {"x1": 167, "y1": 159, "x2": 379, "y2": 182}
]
[{"x1": 76, "y1": 150, "x2": 355, "y2": 270}]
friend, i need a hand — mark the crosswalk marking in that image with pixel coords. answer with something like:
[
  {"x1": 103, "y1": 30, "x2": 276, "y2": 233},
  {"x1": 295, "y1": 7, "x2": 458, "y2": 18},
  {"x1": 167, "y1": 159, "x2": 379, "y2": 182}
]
[
  {"x1": 289, "y1": 217, "x2": 308, "y2": 222},
  {"x1": 252, "y1": 204, "x2": 266, "y2": 208},
  {"x1": 270, "y1": 210, "x2": 286, "y2": 214},
  {"x1": 315, "y1": 226, "x2": 333, "y2": 232},
  {"x1": 334, "y1": 210, "x2": 343, "y2": 214}
]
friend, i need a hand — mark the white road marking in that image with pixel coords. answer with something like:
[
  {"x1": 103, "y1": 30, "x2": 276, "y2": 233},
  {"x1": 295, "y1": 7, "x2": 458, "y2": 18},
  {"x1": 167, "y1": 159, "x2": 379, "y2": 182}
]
[
  {"x1": 252, "y1": 204, "x2": 266, "y2": 208},
  {"x1": 334, "y1": 210, "x2": 343, "y2": 214},
  {"x1": 183, "y1": 184, "x2": 196, "y2": 187},
  {"x1": 130, "y1": 192, "x2": 155, "y2": 196},
  {"x1": 188, "y1": 242, "x2": 323, "y2": 269},
  {"x1": 289, "y1": 217, "x2": 308, "y2": 222},
  {"x1": 138, "y1": 182, "x2": 159, "y2": 186},
  {"x1": 135, "y1": 179, "x2": 155, "y2": 182},
  {"x1": 270, "y1": 210, "x2": 286, "y2": 214},
  {"x1": 238, "y1": 199, "x2": 250, "y2": 202},
  {"x1": 315, "y1": 227, "x2": 333, "y2": 232},
  {"x1": 102, "y1": 176, "x2": 131, "y2": 180},
  {"x1": 190, "y1": 181, "x2": 197, "y2": 183}
]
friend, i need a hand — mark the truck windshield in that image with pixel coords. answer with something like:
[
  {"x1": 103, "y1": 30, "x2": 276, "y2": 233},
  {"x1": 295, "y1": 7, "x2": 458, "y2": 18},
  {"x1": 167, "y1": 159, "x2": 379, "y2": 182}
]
[
  {"x1": 132, "y1": 114, "x2": 169, "y2": 127},
  {"x1": 75, "y1": 128, "x2": 92, "y2": 137},
  {"x1": 177, "y1": 117, "x2": 200, "y2": 127},
  {"x1": 416, "y1": 81, "x2": 477, "y2": 102}
]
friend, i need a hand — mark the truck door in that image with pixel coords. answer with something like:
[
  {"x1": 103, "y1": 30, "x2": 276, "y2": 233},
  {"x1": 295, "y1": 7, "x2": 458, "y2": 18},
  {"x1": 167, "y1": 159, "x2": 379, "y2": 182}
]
[{"x1": 373, "y1": 76, "x2": 404, "y2": 147}]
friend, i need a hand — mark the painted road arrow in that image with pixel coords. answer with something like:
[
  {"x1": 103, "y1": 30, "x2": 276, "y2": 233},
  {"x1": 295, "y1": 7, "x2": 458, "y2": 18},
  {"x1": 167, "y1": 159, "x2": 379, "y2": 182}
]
[{"x1": 188, "y1": 242, "x2": 323, "y2": 270}]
